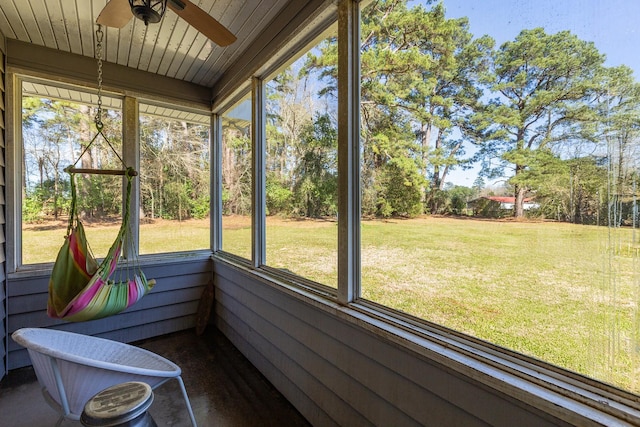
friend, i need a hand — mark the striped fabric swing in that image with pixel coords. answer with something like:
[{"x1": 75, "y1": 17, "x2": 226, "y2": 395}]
[
  {"x1": 47, "y1": 23, "x2": 154, "y2": 322},
  {"x1": 47, "y1": 163, "x2": 155, "y2": 322}
]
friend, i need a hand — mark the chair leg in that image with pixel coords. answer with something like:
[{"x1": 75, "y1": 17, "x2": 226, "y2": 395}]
[{"x1": 175, "y1": 376, "x2": 198, "y2": 427}]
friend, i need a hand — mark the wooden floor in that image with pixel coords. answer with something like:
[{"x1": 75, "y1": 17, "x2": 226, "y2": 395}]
[{"x1": 0, "y1": 327, "x2": 311, "y2": 426}]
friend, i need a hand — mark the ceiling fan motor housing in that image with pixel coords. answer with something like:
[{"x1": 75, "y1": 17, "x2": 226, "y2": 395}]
[
  {"x1": 129, "y1": 0, "x2": 167, "y2": 25},
  {"x1": 98, "y1": 0, "x2": 236, "y2": 46}
]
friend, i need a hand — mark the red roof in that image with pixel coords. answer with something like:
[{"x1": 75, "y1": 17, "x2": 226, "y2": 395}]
[{"x1": 485, "y1": 196, "x2": 534, "y2": 203}]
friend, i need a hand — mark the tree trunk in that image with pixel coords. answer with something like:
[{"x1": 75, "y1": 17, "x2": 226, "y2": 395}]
[
  {"x1": 428, "y1": 129, "x2": 445, "y2": 215},
  {"x1": 38, "y1": 158, "x2": 44, "y2": 188},
  {"x1": 421, "y1": 119, "x2": 431, "y2": 212},
  {"x1": 78, "y1": 106, "x2": 94, "y2": 219},
  {"x1": 53, "y1": 169, "x2": 59, "y2": 220},
  {"x1": 159, "y1": 175, "x2": 164, "y2": 218},
  {"x1": 514, "y1": 182, "x2": 525, "y2": 218},
  {"x1": 514, "y1": 131, "x2": 526, "y2": 218},
  {"x1": 421, "y1": 120, "x2": 431, "y2": 178},
  {"x1": 150, "y1": 187, "x2": 155, "y2": 219}
]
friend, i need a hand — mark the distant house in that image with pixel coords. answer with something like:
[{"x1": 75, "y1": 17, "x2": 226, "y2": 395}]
[
  {"x1": 469, "y1": 196, "x2": 539, "y2": 217},
  {"x1": 483, "y1": 196, "x2": 538, "y2": 210}
]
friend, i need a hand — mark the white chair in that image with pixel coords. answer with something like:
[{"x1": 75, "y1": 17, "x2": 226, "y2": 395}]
[{"x1": 11, "y1": 327, "x2": 198, "y2": 427}]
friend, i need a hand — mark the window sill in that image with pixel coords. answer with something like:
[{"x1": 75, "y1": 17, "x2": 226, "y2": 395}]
[
  {"x1": 350, "y1": 301, "x2": 640, "y2": 426},
  {"x1": 9, "y1": 250, "x2": 213, "y2": 280}
]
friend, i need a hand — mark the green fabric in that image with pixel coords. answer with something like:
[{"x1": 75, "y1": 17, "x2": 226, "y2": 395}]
[
  {"x1": 47, "y1": 168, "x2": 153, "y2": 321},
  {"x1": 48, "y1": 221, "x2": 98, "y2": 316}
]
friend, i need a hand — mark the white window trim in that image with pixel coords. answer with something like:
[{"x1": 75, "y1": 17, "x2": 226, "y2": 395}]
[{"x1": 8, "y1": 74, "x2": 214, "y2": 274}]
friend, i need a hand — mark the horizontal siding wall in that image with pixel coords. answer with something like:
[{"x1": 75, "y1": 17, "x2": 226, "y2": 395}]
[
  {"x1": 7, "y1": 257, "x2": 211, "y2": 370},
  {"x1": 214, "y1": 260, "x2": 571, "y2": 427}
]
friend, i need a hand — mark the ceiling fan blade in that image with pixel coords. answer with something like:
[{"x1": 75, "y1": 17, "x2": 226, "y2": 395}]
[
  {"x1": 97, "y1": 0, "x2": 133, "y2": 28},
  {"x1": 167, "y1": 0, "x2": 237, "y2": 47}
]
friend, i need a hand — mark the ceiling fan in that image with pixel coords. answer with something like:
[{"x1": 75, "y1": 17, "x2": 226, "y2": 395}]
[{"x1": 97, "y1": 0, "x2": 236, "y2": 46}]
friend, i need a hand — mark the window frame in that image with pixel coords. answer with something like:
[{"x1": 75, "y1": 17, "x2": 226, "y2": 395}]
[
  {"x1": 8, "y1": 75, "x2": 127, "y2": 271},
  {"x1": 209, "y1": 0, "x2": 640, "y2": 423},
  {"x1": 215, "y1": 85, "x2": 254, "y2": 263},
  {"x1": 137, "y1": 99, "x2": 213, "y2": 256},
  {"x1": 212, "y1": 7, "x2": 343, "y2": 296},
  {"x1": 8, "y1": 75, "x2": 214, "y2": 274}
]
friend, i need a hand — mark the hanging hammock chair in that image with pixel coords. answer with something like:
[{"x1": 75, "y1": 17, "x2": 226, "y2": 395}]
[
  {"x1": 47, "y1": 164, "x2": 155, "y2": 322},
  {"x1": 47, "y1": 24, "x2": 154, "y2": 322}
]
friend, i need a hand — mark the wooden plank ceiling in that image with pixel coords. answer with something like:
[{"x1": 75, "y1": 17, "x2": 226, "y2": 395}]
[{"x1": 0, "y1": 0, "x2": 291, "y2": 88}]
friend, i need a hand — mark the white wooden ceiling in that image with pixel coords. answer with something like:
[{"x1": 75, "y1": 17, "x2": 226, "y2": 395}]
[{"x1": 0, "y1": 0, "x2": 291, "y2": 88}]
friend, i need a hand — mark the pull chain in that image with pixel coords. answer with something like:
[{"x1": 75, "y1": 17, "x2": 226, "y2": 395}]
[{"x1": 95, "y1": 25, "x2": 104, "y2": 131}]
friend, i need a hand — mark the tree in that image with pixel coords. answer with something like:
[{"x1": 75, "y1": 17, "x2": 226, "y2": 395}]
[
  {"x1": 478, "y1": 28, "x2": 605, "y2": 218},
  {"x1": 21, "y1": 98, "x2": 124, "y2": 222},
  {"x1": 446, "y1": 185, "x2": 475, "y2": 215},
  {"x1": 596, "y1": 66, "x2": 640, "y2": 226},
  {"x1": 307, "y1": 0, "x2": 493, "y2": 216},
  {"x1": 140, "y1": 116, "x2": 210, "y2": 220},
  {"x1": 305, "y1": 0, "x2": 422, "y2": 217},
  {"x1": 265, "y1": 67, "x2": 318, "y2": 216},
  {"x1": 221, "y1": 123, "x2": 252, "y2": 216},
  {"x1": 385, "y1": 2, "x2": 493, "y2": 213},
  {"x1": 375, "y1": 159, "x2": 424, "y2": 217},
  {"x1": 292, "y1": 113, "x2": 338, "y2": 217},
  {"x1": 530, "y1": 156, "x2": 607, "y2": 224}
]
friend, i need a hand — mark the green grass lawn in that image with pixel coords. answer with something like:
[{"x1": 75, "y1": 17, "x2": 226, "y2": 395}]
[
  {"x1": 358, "y1": 217, "x2": 639, "y2": 393},
  {"x1": 23, "y1": 215, "x2": 640, "y2": 394},
  {"x1": 22, "y1": 218, "x2": 211, "y2": 264}
]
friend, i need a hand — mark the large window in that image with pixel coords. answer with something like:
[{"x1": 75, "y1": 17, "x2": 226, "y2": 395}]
[
  {"x1": 354, "y1": 0, "x2": 640, "y2": 394},
  {"x1": 209, "y1": 0, "x2": 640, "y2": 401},
  {"x1": 220, "y1": 94, "x2": 252, "y2": 259},
  {"x1": 20, "y1": 80, "x2": 123, "y2": 265},
  {"x1": 139, "y1": 103, "x2": 211, "y2": 255},
  {"x1": 264, "y1": 28, "x2": 339, "y2": 287},
  {"x1": 17, "y1": 79, "x2": 212, "y2": 267}
]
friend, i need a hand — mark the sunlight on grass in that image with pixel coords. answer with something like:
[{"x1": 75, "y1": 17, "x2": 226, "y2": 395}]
[
  {"x1": 140, "y1": 219, "x2": 210, "y2": 254},
  {"x1": 221, "y1": 215, "x2": 252, "y2": 261},
  {"x1": 360, "y1": 217, "x2": 639, "y2": 393},
  {"x1": 23, "y1": 216, "x2": 640, "y2": 393},
  {"x1": 266, "y1": 217, "x2": 338, "y2": 287},
  {"x1": 22, "y1": 222, "x2": 121, "y2": 265},
  {"x1": 22, "y1": 219, "x2": 211, "y2": 264}
]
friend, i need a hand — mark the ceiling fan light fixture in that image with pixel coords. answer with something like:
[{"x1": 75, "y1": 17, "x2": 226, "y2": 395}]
[{"x1": 128, "y1": 0, "x2": 167, "y2": 25}]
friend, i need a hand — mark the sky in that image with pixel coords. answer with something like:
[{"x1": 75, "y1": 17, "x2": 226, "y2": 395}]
[
  {"x1": 440, "y1": 0, "x2": 640, "y2": 75},
  {"x1": 410, "y1": 0, "x2": 640, "y2": 186}
]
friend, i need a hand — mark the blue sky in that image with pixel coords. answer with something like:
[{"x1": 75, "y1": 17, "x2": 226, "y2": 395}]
[
  {"x1": 409, "y1": 0, "x2": 640, "y2": 186},
  {"x1": 438, "y1": 0, "x2": 640, "y2": 76}
]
